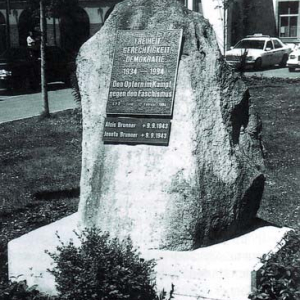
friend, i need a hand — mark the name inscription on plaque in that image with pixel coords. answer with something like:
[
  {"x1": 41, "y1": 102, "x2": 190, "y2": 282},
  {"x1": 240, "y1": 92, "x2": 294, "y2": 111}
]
[
  {"x1": 103, "y1": 117, "x2": 171, "y2": 146},
  {"x1": 107, "y1": 29, "x2": 182, "y2": 116}
]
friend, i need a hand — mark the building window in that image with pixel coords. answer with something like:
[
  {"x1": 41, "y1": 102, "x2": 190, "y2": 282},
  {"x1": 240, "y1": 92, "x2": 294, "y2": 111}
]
[
  {"x1": 279, "y1": 1, "x2": 299, "y2": 38},
  {"x1": 193, "y1": 0, "x2": 202, "y2": 13}
]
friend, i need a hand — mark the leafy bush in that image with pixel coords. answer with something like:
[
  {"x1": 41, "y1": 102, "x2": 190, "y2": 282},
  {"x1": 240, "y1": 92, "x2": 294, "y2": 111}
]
[
  {"x1": 47, "y1": 228, "x2": 159, "y2": 300},
  {"x1": 249, "y1": 230, "x2": 300, "y2": 300},
  {"x1": 0, "y1": 280, "x2": 56, "y2": 300}
]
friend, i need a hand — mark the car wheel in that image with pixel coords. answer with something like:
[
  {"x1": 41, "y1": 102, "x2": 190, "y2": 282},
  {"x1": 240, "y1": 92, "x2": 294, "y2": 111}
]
[
  {"x1": 279, "y1": 54, "x2": 288, "y2": 67},
  {"x1": 254, "y1": 58, "x2": 262, "y2": 70},
  {"x1": 13, "y1": 76, "x2": 30, "y2": 92},
  {"x1": 289, "y1": 68, "x2": 295, "y2": 72},
  {"x1": 21, "y1": 77, "x2": 31, "y2": 92},
  {"x1": 30, "y1": 75, "x2": 40, "y2": 91}
]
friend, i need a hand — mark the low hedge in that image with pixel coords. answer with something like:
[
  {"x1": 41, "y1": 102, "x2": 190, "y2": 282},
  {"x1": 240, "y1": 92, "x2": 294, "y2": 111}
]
[
  {"x1": 46, "y1": 228, "x2": 158, "y2": 300},
  {"x1": 249, "y1": 230, "x2": 300, "y2": 300},
  {"x1": 1, "y1": 228, "x2": 174, "y2": 300}
]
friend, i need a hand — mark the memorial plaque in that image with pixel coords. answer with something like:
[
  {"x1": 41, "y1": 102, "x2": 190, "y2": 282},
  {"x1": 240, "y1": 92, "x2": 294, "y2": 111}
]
[
  {"x1": 107, "y1": 29, "x2": 182, "y2": 116},
  {"x1": 103, "y1": 117, "x2": 171, "y2": 145}
]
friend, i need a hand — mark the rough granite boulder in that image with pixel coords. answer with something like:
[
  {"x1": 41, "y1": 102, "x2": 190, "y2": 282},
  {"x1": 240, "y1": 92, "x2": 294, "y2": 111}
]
[{"x1": 77, "y1": 0, "x2": 265, "y2": 250}]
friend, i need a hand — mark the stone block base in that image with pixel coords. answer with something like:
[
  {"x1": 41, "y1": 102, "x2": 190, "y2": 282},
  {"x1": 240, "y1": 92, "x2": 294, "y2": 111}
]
[
  {"x1": 8, "y1": 213, "x2": 80, "y2": 296},
  {"x1": 8, "y1": 216, "x2": 289, "y2": 299}
]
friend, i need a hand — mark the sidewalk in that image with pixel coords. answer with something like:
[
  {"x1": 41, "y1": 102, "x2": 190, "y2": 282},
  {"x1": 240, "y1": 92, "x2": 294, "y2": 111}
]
[
  {"x1": 244, "y1": 66, "x2": 300, "y2": 78},
  {"x1": 0, "y1": 85, "x2": 77, "y2": 124}
]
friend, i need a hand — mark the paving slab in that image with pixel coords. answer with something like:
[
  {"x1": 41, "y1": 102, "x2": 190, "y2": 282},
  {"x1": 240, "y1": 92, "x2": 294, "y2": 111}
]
[{"x1": 8, "y1": 213, "x2": 290, "y2": 299}]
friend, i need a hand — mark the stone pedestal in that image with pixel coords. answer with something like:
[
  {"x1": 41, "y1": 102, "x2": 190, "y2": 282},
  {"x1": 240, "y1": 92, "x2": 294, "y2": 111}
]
[
  {"x1": 8, "y1": 218, "x2": 290, "y2": 300},
  {"x1": 8, "y1": 214, "x2": 79, "y2": 296}
]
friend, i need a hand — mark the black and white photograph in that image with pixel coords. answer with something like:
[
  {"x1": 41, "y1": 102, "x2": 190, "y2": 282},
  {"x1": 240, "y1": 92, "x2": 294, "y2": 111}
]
[{"x1": 0, "y1": 0, "x2": 299, "y2": 299}]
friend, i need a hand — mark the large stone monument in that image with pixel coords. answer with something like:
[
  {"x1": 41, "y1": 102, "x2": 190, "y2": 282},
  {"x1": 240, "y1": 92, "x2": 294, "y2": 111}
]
[
  {"x1": 9, "y1": 1, "x2": 292, "y2": 299},
  {"x1": 77, "y1": 0, "x2": 265, "y2": 250}
]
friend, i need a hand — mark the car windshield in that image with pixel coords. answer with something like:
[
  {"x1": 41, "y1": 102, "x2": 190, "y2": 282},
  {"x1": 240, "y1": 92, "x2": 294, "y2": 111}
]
[{"x1": 234, "y1": 40, "x2": 265, "y2": 50}]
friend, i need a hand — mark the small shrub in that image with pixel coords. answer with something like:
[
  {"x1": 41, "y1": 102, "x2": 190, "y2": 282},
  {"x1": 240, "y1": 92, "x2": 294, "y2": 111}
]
[
  {"x1": 237, "y1": 48, "x2": 248, "y2": 75},
  {"x1": 249, "y1": 230, "x2": 300, "y2": 300},
  {"x1": 0, "y1": 280, "x2": 56, "y2": 300},
  {"x1": 47, "y1": 227, "x2": 158, "y2": 300}
]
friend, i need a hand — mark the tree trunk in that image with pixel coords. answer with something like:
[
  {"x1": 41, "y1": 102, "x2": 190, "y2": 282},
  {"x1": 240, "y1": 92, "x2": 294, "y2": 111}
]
[
  {"x1": 5, "y1": 0, "x2": 10, "y2": 49},
  {"x1": 40, "y1": 0, "x2": 50, "y2": 117}
]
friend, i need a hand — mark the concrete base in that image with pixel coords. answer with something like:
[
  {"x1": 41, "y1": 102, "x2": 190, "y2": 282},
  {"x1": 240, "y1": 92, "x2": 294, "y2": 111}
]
[
  {"x1": 8, "y1": 214, "x2": 290, "y2": 299},
  {"x1": 146, "y1": 226, "x2": 290, "y2": 300},
  {"x1": 8, "y1": 213, "x2": 80, "y2": 295}
]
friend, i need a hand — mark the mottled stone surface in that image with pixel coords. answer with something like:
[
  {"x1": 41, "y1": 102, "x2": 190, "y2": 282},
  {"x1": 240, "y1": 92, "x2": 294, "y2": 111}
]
[{"x1": 77, "y1": 0, "x2": 265, "y2": 250}]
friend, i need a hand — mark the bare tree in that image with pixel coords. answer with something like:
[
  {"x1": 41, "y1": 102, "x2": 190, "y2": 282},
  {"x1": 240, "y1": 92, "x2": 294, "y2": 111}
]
[
  {"x1": 27, "y1": 0, "x2": 75, "y2": 118},
  {"x1": 40, "y1": 0, "x2": 49, "y2": 118},
  {"x1": 214, "y1": 0, "x2": 237, "y2": 53}
]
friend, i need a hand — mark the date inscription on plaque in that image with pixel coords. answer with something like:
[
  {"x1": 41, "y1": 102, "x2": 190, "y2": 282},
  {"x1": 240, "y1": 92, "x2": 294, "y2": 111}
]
[
  {"x1": 107, "y1": 29, "x2": 182, "y2": 116},
  {"x1": 103, "y1": 117, "x2": 171, "y2": 145}
]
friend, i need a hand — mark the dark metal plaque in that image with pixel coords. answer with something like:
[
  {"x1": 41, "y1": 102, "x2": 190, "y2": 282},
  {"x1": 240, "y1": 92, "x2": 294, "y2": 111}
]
[
  {"x1": 107, "y1": 29, "x2": 182, "y2": 116},
  {"x1": 103, "y1": 117, "x2": 171, "y2": 145}
]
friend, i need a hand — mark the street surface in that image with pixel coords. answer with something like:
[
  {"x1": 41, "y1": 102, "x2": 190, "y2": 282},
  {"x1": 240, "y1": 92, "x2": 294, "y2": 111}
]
[
  {"x1": 244, "y1": 65, "x2": 300, "y2": 78},
  {"x1": 0, "y1": 83, "x2": 78, "y2": 124}
]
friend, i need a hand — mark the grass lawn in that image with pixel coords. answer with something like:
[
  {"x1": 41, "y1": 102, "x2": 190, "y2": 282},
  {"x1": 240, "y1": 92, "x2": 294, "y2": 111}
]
[
  {"x1": 0, "y1": 109, "x2": 81, "y2": 212},
  {"x1": 0, "y1": 109, "x2": 82, "y2": 282},
  {"x1": 245, "y1": 77, "x2": 300, "y2": 230},
  {"x1": 0, "y1": 77, "x2": 300, "y2": 284}
]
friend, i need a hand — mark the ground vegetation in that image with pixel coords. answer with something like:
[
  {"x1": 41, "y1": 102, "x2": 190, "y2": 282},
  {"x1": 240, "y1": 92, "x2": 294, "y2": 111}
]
[{"x1": 0, "y1": 76, "x2": 300, "y2": 296}]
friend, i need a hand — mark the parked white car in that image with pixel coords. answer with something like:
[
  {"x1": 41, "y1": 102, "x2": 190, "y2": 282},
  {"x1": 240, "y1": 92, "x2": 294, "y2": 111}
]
[
  {"x1": 225, "y1": 34, "x2": 292, "y2": 70},
  {"x1": 287, "y1": 48, "x2": 300, "y2": 72}
]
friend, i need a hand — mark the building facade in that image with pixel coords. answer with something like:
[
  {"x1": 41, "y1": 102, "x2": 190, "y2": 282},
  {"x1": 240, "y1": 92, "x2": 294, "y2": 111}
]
[
  {"x1": 225, "y1": 0, "x2": 300, "y2": 47},
  {"x1": 0, "y1": 0, "x2": 299, "y2": 55},
  {"x1": 0, "y1": 0, "x2": 119, "y2": 54},
  {"x1": 227, "y1": 0, "x2": 277, "y2": 47}
]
